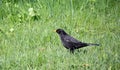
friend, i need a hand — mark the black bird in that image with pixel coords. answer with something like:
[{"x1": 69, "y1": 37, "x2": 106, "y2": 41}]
[{"x1": 55, "y1": 29, "x2": 99, "y2": 53}]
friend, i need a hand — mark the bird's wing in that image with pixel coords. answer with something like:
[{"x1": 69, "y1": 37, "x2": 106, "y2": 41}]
[
  {"x1": 64, "y1": 35, "x2": 81, "y2": 43},
  {"x1": 64, "y1": 35, "x2": 88, "y2": 48}
]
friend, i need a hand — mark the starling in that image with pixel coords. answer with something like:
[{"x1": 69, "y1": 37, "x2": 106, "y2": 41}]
[{"x1": 55, "y1": 29, "x2": 99, "y2": 53}]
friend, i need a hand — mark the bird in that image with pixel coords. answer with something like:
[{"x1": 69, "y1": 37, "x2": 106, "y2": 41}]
[{"x1": 55, "y1": 29, "x2": 99, "y2": 53}]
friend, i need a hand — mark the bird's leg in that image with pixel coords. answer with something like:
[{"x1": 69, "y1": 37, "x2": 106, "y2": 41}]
[{"x1": 70, "y1": 48, "x2": 75, "y2": 54}]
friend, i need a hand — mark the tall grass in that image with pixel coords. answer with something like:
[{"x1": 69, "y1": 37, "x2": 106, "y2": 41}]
[{"x1": 0, "y1": 0, "x2": 120, "y2": 70}]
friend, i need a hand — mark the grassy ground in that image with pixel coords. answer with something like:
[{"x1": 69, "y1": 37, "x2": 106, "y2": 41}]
[{"x1": 0, "y1": 0, "x2": 120, "y2": 70}]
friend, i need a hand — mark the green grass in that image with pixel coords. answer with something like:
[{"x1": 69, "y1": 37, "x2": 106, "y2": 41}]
[{"x1": 0, "y1": 0, "x2": 120, "y2": 70}]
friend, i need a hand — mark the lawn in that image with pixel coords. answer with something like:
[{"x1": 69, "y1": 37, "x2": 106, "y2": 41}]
[{"x1": 0, "y1": 0, "x2": 120, "y2": 70}]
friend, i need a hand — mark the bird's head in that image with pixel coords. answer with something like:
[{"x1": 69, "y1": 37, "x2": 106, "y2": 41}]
[{"x1": 55, "y1": 29, "x2": 67, "y2": 35}]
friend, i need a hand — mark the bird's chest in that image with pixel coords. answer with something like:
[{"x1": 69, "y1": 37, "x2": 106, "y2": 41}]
[{"x1": 60, "y1": 37, "x2": 74, "y2": 49}]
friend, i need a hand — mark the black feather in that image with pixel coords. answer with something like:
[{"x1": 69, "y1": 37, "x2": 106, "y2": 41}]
[{"x1": 56, "y1": 29, "x2": 99, "y2": 53}]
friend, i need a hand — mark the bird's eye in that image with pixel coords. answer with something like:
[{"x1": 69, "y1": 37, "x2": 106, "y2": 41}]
[{"x1": 58, "y1": 31, "x2": 62, "y2": 34}]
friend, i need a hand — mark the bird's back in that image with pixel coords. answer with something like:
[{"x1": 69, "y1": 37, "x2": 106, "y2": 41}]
[{"x1": 60, "y1": 35, "x2": 86, "y2": 49}]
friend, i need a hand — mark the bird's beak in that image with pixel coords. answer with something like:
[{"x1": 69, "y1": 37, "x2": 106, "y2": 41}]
[{"x1": 53, "y1": 30, "x2": 56, "y2": 32}]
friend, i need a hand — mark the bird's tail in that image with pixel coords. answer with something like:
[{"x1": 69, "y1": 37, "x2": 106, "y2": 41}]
[{"x1": 88, "y1": 43, "x2": 99, "y2": 46}]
